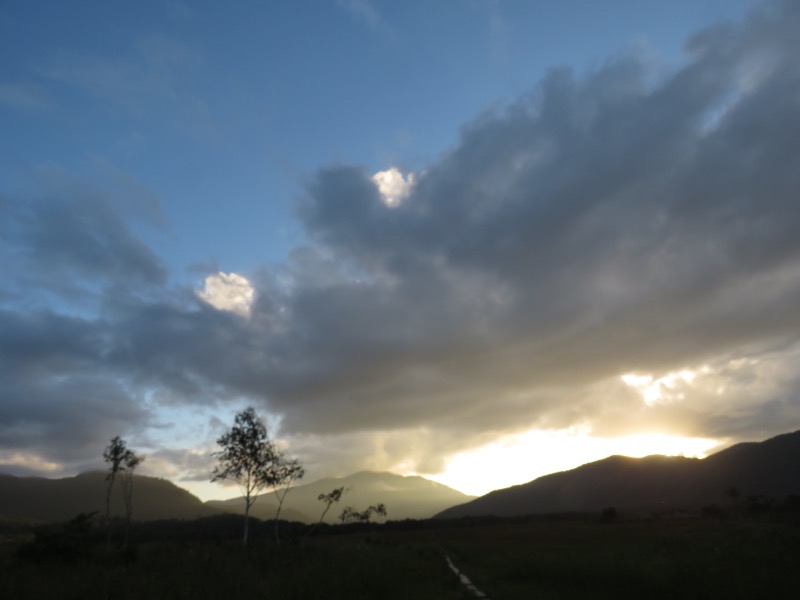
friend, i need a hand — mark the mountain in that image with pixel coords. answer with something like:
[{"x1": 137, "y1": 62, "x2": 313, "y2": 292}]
[
  {"x1": 207, "y1": 471, "x2": 474, "y2": 523},
  {"x1": 0, "y1": 471, "x2": 220, "y2": 523},
  {"x1": 0, "y1": 470, "x2": 472, "y2": 526},
  {"x1": 436, "y1": 430, "x2": 800, "y2": 519},
  {"x1": 205, "y1": 497, "x2": 310, "y2": 523}
]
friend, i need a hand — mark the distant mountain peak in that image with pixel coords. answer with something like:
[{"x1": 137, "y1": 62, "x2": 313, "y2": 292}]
[{"x1": 206, "y1": 470, "x2": 474, "y2": 523}]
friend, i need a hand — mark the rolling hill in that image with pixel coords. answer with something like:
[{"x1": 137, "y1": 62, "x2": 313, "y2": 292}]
[
  {"x1": 436, "y1": 430, "x2": 800, "y2": 519},
  {"x1": 207, "y1": 471, "x2": 475, "y2": 523},
  {"x1": 0, "y1": 470, "x2": 473, "y2": 525},
  {"x1": 0, "y1": 471, "x2": 220, "y2": 523}
]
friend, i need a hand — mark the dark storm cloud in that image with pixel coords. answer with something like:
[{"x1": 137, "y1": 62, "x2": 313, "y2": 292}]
[
  {"x1": 0, "y1": 310, "x2": 106, "y2": 378},
  {"x1": 0, "y1": 307, "x2": 149, "y2": 475},
  {"x1": 1, "y1": 167, "x2": 167, "y2": 293},
  {"x1": 0, "y1": 168, "x2": 164, "y2": 473},
  {"x1": 3, "y1": 1, "x2": 800, "y2": 478},
  {"x1": 102, "y1": 1, "x2": 800, "y2": 447},
  {"x1": 270, "y1": 1, "x2": 800, "y2": 440},
  {"x1": 0, "y1": 374, "x2": 146, "y2": 456}
]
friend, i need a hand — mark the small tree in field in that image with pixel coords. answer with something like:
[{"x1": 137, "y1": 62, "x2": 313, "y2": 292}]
[
  {"x1": 104, "y1": 436, "x2": 127, "y2": 549},
  {"x1": 303, "y1": 486, "x2": 347, "y2": 543},
  {"x1": 103, "y1": 436, "x2": 143, "y2": 551},
  {"x1": 270, "y1": 457, "x2": 304, "y2": 544},
  {"x1": 119, "y1": 450, "x2": 143, "y2": 550},
  {"x1": 211, "y1": 407, "x2": 304, "y2": 546},
  {"x1": 339, "y1": 503, "x2": 387, "y2": 524}
]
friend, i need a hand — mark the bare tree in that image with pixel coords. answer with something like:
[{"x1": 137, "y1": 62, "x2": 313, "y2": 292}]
[
  {"x1": 119, "y1": 450, "x2": 143, "y2": 550},
  {"x1": 211, "y1": 407, "x2": 304, "y2": 546},
  {"x1": 103, "y1": 436, "x2": 127, "y2": 550},
  {"x1": 303, "y1": 486, "x2": 347, "y2": 543},
  {"x1": 103, "y1": 436, "x2": 143, "y2": 551},
  {"x1": 271, "y1": 457, "x2": 304, "y2": 544},
  {"x1": 339, "y1": 503, "x2": 387, "y2": 524}
]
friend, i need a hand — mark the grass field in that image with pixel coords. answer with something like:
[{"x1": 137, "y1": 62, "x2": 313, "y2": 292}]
[
  {"x1": 428, "y1": 517, "x2": 800, "y2": 599},
  {"x1": 3, "y1": 514, "x2": 800, "y2": 599}
]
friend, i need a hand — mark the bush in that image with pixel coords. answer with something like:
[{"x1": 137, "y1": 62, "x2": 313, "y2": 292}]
[
  {"x1": 16, "y1": 512, "x2": 99, "y2": 564},
  {"x1": 600, "y1": 507, "x2": 617, "y2": 522}
]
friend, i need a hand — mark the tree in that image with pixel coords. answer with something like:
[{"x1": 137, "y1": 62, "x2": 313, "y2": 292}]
[
  {"x1": 303, "y1": 486, "x2": 347, "y2": 543},
  {"x1": 103, "y1": 436, "x2": 143, "y2": 551},
  {"x1": 270, "y1": 456, "x2": 304, "y2": 544},
  {"x1": 211, "y1": 406, "x2": 304, "y2": 546},
  {"x1": 339, "y1": 503, "x2": 387, "y2": 524},
  {"x1": 119, "y1": 449, "x2": 143, "y2": 550},
  {"x1": 103, "y1": 436, "x2": 127, "y2": 550}
]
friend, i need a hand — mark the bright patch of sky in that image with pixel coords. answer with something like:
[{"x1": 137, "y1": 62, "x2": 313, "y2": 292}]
[
  {"x1": 622, "y1": 369, "x2": 705, "y2": 406},
  {"x1": 0, "y1": 452, "x2": 61, "y2": 474},
  {"x1": 429, "y1": 428, "x2": 721, "y2": 497}
]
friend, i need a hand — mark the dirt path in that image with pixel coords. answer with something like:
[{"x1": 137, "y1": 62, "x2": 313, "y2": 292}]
[{"x1": 444, "y1": 554, "x2": 490, "y2": 599}]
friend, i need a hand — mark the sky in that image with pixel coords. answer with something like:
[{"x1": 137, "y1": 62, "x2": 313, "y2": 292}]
[{"x1": 2, "y1": 0, "x2": 799, "y2": 501}]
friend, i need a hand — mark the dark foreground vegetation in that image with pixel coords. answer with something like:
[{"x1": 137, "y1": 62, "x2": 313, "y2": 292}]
[{"x1": 3, "y1": 508, "x2": 800, "y2": 599}]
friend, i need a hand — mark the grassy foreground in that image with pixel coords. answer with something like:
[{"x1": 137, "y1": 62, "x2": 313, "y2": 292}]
[
  {"x1": 434, "y1": 516, "x2": 800, "y2": 599},
  {"x1": 3, "y1": 536, "x2": 457, "y2": 600},
  {"x1": 3, "y1": 515, "x2": 800, "y2": 599}
]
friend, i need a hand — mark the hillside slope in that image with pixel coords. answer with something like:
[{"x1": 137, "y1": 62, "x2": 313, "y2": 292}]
[
  {"x1": 207, "y1": 471, "x2": 474, "y2": 523},
  {"x1": 436, "y1": 430, "x2": 800, "y2": 518},
  {"x1": 0, "y1": 471, "x2": 220, "y2": 523}
]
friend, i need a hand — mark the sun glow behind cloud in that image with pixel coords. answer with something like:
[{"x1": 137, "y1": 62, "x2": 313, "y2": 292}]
[
  {"x1": 0, "y1": 452, "x2": 61, "y2": 473},
  {"x1": 425, "y1": 428, "x2": 720, "y2": 497},
  {"x1": 621, "y1": 368, "x2": 707, "y2": 406}
]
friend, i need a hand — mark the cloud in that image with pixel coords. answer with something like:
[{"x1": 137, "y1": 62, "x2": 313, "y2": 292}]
[
  {"x1": 337, "y1": 0, "x2": 381, "y2": 30},
  {"x1": 280, "y1": 0, "x2": 800, "y2": 443},
  {"x1": 196, "y1": 272, "x2": 255, "y2": 317},
  {"x1": 0, "y1": 167, "x2": 168, "y2": 476},
  {"x1": 0, "y1": 309, "x2": 151, "y2": 475},
  {"x1": 0, "y1": 82, "x2": 49, "y2": 111},
  {"x1": 143, "y1": 447, "x2": 216, "y2": 482},
  {"x1": 3, "y1": 1, "x2": 800, "y2": 482},
  {"x1": 0, "y1": 165, "x2": 168, "y2": 303},
  {"x1": 39, "y1": 32, "x2": 216, "y2": 140},
  {"x1": 372, "y1": 167, "x2": 415, "y2": 207},
  {"x1": 43, "y1": 33, "x2": 202, "y2": 113}
]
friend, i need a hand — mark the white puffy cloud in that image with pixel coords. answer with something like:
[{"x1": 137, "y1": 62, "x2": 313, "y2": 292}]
[
  {"x1": 372, "y1": 167, "x2": 415, "y2": 207},
  {"x1": 196, "y1": 272, "x2": 255, "y2": 317}
]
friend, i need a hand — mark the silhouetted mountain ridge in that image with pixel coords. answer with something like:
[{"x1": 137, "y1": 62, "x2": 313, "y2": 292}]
[
  {"x1": 0, "y1": 469, "x2": 473, "y2": 524},
  {"x1": 207, "y1": 470, "x2": 474, "y2": 523},
  {"x1": 0, "y1": 471, "x2": 219, "y2": 523},
  {"x1": 436, "y1": 430, "x2": 800, "y2": 518}
]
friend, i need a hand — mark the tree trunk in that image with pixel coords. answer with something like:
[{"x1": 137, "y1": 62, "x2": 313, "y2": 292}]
[
  {"x1": 302, "y1": 503, "x2": 331, "y2": 545},
  {"x1": 243, "y1": 495, "x2": 251, "y2": 546},
  {"x1": 273, "y1": 486, "x2": 294, "y2": 545},
  {"x1": 105, "y1": 475, "x2": 115, "y2": 551},
  {"x1": 122, "y1": 473, "x2": 134, "y2": 550}
]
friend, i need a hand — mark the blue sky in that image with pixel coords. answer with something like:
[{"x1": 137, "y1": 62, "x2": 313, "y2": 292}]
[
  {"x1": 4, "y1": 0, "x2": 800, "y2": 501},
  {"x1": 1, "y1": 0, "x2": 753, "y2": 273}
]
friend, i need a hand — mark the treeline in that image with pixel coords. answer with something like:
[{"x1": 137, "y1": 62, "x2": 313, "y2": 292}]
[{"x1": 96, "y1": 407, "x2": 389, "y2": 550}]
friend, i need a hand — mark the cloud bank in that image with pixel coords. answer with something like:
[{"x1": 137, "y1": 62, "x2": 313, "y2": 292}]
[{"x1": 2, "y1": 1, "x2": 800, "y2": 481}]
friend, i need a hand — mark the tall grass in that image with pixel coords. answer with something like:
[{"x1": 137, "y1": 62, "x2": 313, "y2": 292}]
[
  {"x1": 4, "y1": 514, "x2": 800, "y2": 599},
  {"x1": 435, "y1": 518, "x2": 800, "y2": 599},
  {"x1": 3, "y1": 535, "x2": 458, "y2": 600}
]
